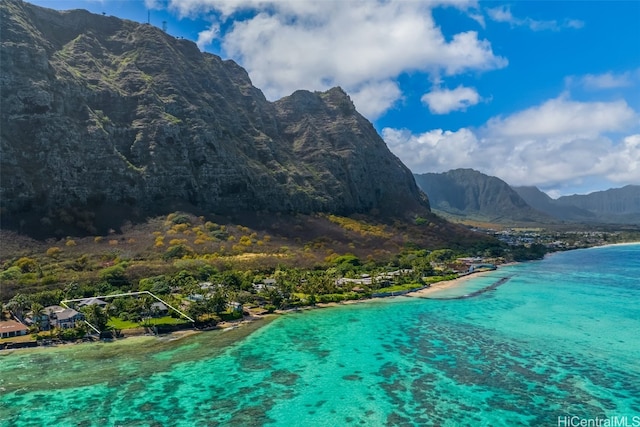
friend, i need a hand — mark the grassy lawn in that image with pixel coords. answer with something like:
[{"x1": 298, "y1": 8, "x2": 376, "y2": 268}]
[
  {"x1": 423, "y1": 274, "x2": 458, "y2": 284},
  {"x1": 108, "y1": 317, "x2": 139, "y2": 329},
  {"x1": 108, "y1": 316, "x2": 189, "y2": 329},
  {"x1": 0, "y1": 334, "x2": 36, "y2": 344},
  {"x1": 145, "y1": 316, "x2": 189, "y2": 326}
]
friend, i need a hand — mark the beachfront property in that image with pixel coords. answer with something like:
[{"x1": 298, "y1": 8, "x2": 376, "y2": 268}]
[
  {"x1": 336, "y1": 275, "x2": 373, "y2": 287},
  {"x1": 150, "y1": 301, "x2": 169, "y2": 316},
  {"x1": 187, "y1": 294, "x2": 205, "y2": 302},
  {"x1": 41, "y1": 306, "x2": 84, "y2": 329},
  {"x1": 228, "y1": 302, "x2": 243, "y2": 313},
  {"x1": 336, "y1": 270, "x2": 413, "y2": 288},
  {"x1": 187, "y1": 282, "x2": 244, "y2": 313},
  {"x1": 456, "y1": 257, "x2": 499, "y2": 273},
  {"x1": 77, "y1": 297, "x2": 109, "y2": 308},
  {"x1": 0, "y1": 320, "x2": 28, "y2": 338},
  {"x1": 468, "y1": 263, "x2": 497, "y2": 273},
  {"x1": 253, "y1": 278, "x2": 277, "y2": 292}
]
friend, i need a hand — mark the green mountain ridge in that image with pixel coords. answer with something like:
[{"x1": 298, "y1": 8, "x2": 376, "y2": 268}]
[
  {"x1": 514, "y1": 185, "x2": 640, "y2": 224},
  {"x1": 416, "y1": 169, "x2": 639, "y2": 225},
  {"x1": 413, "y1": 169, "x2": 552, "y2": 224},
  {"x1": 0, "y1": 0, "x2": 429, "y2": 237}
]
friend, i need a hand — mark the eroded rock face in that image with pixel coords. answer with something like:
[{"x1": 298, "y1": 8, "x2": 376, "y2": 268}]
[{"x1": 1, "y1": 0, "x2": 428, "y2": 234}]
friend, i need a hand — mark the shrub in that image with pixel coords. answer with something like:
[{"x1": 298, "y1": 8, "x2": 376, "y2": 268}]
[
  {"x1": 169, "y1": 238, "x2": 188, "y2": 246},
  {"x1": 41, "y1": 275, "x2": 59, "y2": 285},
  {"x1": 46, "y1": 247, "x2": 62, "y2": 258},
  {"x1": 15, "y1": 257, "x2": 38, "y2": 273},
  {"x1": 99, "y1": 264, "x2": 127, "y2": 285},
  {"x1": 172, "y1": 223, "x2": 189, "y2": 233},
  {"x1": 0, "y1": 266, "x2": 22, "y2": 280},
  {"x1": 65, "y1": 239, "x2": 77, "y2": 247},
  {"x1": 325, "y1": 215, "x2": 391, "y2": 238},
  {"x1": 167, "y1": 212, "x2": 191, "y2": 225},
  {"x1": 139, "y1": 276, "x2": 170, "y2": 294},
  {"x1": 204, "y1": 221, "x2": 219, "y2": 232},
  {"x1": 155, "y1": 236, "x2": 165, "y2": 247},
  {"x1": 59, "y1": 327, "x2": 86, "y2": 341},
  {"x1": 164, "y1": 244, "x2": 193, "y2": 260},
  {"x1": 414, "y1": 216, "x2": 428, "y2": 226},
  {"x1": 332, "y1": 254, "x2": 360, "y2": 266}
]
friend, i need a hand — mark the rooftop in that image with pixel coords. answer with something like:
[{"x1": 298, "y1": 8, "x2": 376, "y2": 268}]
[{"x1": 0, "y1": 320, "x2": 28, "y2": 333}]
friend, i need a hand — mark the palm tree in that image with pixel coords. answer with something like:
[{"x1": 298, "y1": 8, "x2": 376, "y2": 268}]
[
  {"x1": 30, "y1": 302, "x2": 46, "y2": 333},
  {"x1": 81, "y1": 305, "x2": 109, "y2": 337},
  {"x1": 7, "y1": 293, "x2": 30, "y2": 322},
  {"x1": 208, "y1": 288, "x2": 229, "y2": 315}
]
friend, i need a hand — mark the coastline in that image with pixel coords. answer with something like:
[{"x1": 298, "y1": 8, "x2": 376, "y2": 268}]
[
  {"x1": 1, "y1": 269, "x2": 506, "y2": 353},
  {"x1": 5, "y1": 243, "x2": 638, "y2": 355},
  {"x1": 2, "y1": 243, "x2": 638, "y2": 425},
  {"x1": 405, "y1": 269, "x2": 498, "y2": 298},
  {"x1": 590, "y1": 241, "x2": 640, "y2": 249}
]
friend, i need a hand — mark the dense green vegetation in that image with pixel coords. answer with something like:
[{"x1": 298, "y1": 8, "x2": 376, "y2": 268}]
[{"x1": 2, "y1": 211, "x2": 635, "y2": 340}]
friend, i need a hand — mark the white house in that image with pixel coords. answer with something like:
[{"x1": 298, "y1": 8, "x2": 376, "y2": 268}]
[{"x1": 0, "y1": 320, "x2": 29, "y2": 338}]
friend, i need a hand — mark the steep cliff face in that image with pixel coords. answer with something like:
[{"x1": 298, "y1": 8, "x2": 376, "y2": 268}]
[
  {"x1": 414, "y1": 169, "x2": 552, "y2": 223},
  {"x1": 0, "y1": 0, "x2": 428, "y2": 234},
  {"x1": 556, "y1": 185, "x2": 640, "y2": 216},
  {"x1": 512, "y1": 186, "x2": 596, "y2": 222},
  {"x1": 515, "y1": 185, "x2": 640, "y2": 224}
]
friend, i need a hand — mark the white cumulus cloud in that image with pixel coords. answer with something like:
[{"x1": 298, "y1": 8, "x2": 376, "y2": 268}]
[
  {"x1": 382, "y1": 127, "x2": 483, "y2": 173},
  {"x1": 421, "y1": 86, "x2": 481, "y2": 114},
  {"x1": 486, "y1": 5, "x2": 584, "y2": 31},
  {"x1": 383, "y1": 96, "x2": 640, "y2": 192},
  {"x1": 600, "y1": 134, "x2": 640, "y2": 183},
  {"x1": 486, "y1": 95, "x2": 636, "y2": 139},
  {"x1": 166, "y1": 0, "x2": 506, "y2": 118},
  {"x1": 349, "y1": 80, "x2": 402, "y2": 121},
  {"x1": 567, "y1": 71, "x2": 637, "y2": 90},
  {"x1": 196, "y1": 23, "x2": 219, "y2": 50}
]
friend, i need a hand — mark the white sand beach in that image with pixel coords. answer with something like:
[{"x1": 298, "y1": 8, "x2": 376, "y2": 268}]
[{"x1": 406, "y1": 270, "x2": 496, "y2": 298}]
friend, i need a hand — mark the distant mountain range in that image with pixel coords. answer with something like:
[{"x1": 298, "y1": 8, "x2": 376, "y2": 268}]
[
  {"x1": 413, "y1": 169, "x2": 552, "y2": 223},
  {"x1": 414, "y1": 169, "x2": 640, "y2": 225}
]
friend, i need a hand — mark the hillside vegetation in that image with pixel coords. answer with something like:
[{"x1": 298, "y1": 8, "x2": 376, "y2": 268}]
[{"x1": 0, "y1": 211, "x2": 500, "y2": 302}]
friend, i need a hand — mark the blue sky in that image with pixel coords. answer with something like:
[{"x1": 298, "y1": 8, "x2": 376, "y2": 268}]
[{"x1": 27, "y1": 0, "x2": 640, "y2": 197}]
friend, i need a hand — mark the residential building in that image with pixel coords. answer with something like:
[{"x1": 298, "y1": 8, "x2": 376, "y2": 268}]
[
  {"x1": 44, "y1": 306, "x2": 84, "y2": 329},
  {"x1": 77, "y1": 298, "x2": 108, "y2": 308},
  {"x1": 0, "y1": 320, "x2": 28, "y2": 338}
]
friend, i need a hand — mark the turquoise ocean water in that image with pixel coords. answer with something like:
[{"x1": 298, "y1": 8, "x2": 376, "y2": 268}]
[{"x1": 1, "y1": 244, "x2": 639, "y2": 426}]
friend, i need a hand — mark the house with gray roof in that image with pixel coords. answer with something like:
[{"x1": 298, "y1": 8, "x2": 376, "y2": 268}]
[
  {"x1": 44, "y1": 306, "x2": 84, "y2": 329},
  {"x1": 77, "y1": 298, "x2": 108, "y2": 308}
]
